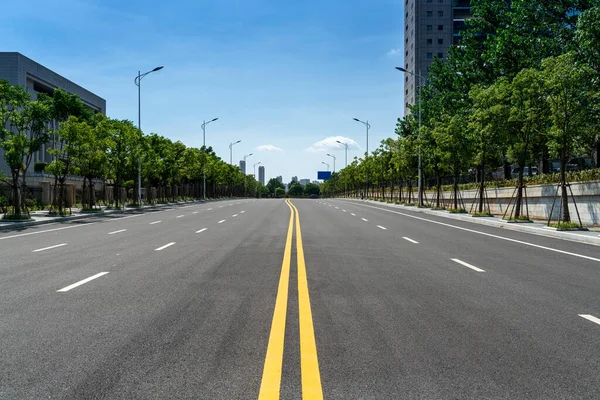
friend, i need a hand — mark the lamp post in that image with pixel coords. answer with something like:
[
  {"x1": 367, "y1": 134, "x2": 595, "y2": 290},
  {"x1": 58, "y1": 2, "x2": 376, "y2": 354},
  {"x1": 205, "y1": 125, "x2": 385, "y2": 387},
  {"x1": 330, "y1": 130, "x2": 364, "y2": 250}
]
[
  {"x1": 353, "y1": 118, "x2": 370, "y2": 198},
  {"x1": 134, "y1": 66, "x2": 163, "y2": 206},
  {"x1": 243, "y1": 153, "x2": 253, "y2": 173},
  {"x1": 396, "y1": 66, "x2": 424, "y2": 206},
  {"x1": 322, "y1": 161, "x2": 330, "y2": 171},
  {"x1": 326, "y1": 153, "x2": 336, "y2": 173},
  {"x1": 336, "y1": 140, "x2": 349, "y2": 168},
  {"x1": 336, "y1": 140, "x2": 349, "y2": 197},
  {"x1": 201, "y1": 117, "x2": 218, "y2": 200},
  {"x1": 229, "y1": 140, "x2": 241, "y2": 165}
]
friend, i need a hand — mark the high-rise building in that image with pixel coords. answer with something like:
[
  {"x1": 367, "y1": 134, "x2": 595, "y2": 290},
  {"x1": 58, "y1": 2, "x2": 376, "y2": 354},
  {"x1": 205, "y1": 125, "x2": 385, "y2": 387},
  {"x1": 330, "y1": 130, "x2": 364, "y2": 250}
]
[
  {"x1": 276, "y1": 175, "x2": 283, "y2": 184},
  {"x1": 258, "y1": 166, "x2": 265, "y2": 185},
  {"x1": 299, "y1": 179, "x2": 310, "y2": 185},
  {"x1": 239, "y1": 160, "x2": 246, "y2": 174},
  {"x1": 291, "y1": 176, "x2": 298, "y2": 183},
  {"x1": 403, "y1": 0, "x2": 472, "y2": 116}
]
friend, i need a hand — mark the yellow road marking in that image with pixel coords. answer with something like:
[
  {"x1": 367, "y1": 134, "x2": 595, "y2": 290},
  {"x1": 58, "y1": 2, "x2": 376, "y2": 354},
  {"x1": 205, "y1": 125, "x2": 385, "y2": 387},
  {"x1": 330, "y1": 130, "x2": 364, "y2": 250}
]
[
  {"x1": 289, "y1": 200, "x2": 324, "y2": 399},
  {"x1": 258, "y1": 199, "x2": 295, "y2": 399}
]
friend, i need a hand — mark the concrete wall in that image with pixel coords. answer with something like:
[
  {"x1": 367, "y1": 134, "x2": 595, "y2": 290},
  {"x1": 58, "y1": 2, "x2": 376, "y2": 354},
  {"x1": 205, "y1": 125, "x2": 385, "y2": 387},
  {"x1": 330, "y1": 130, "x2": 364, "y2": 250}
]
[{"x1": 435, "y1": 181, "x2": 600, "y2": 226}]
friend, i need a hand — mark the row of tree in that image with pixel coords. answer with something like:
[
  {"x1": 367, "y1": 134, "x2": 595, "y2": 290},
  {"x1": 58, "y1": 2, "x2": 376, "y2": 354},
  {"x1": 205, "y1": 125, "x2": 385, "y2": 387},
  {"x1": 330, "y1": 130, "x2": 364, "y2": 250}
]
[
  {"x1": 323, "y1": 1, "x2": 600, "y2": 224},
  {"x1": 0, "y1": 81, "x2": 267, "y2": 217}
]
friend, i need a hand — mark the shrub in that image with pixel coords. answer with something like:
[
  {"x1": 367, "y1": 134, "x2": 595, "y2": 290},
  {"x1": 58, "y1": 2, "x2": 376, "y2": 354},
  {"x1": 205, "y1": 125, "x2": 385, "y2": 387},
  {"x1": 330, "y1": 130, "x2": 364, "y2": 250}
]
[{"x1": 549, "y1": 221, "x2": 582, "y2": 229}]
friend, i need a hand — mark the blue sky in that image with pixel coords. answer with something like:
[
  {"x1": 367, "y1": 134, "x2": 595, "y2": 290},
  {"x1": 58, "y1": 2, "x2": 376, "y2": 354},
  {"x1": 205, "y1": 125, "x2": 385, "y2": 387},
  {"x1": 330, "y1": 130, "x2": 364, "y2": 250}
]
[{"x1": 2, "y1": 0, "x2": 405, "y2": 183}]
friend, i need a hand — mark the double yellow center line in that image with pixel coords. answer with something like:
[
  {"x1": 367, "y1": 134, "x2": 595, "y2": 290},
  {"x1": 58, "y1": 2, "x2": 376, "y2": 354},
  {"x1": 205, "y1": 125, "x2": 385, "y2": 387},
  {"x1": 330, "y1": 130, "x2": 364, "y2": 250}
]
[{"x1": 259, "y1": 199, "x2": 323, "y2": 399}]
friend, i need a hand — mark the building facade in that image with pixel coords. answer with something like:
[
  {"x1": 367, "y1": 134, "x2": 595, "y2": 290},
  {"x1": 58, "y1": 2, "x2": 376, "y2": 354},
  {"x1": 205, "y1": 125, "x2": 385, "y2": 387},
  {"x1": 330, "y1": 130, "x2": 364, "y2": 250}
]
[
  {"x1": 299, "y1": 179, "x2": 310, "y2": 185},
  {"x1": 0, "y1": 52, "x2": 106, "y2": 176},
  {"x1": 403, "y1": 0, "x2": 471, "y2": 116},
  {"x1": 239, "y1": 160, "x2": 246, "y2": 174},
  {"x1": 258, "y1": 166, "x2": 265, "y2": 185}
]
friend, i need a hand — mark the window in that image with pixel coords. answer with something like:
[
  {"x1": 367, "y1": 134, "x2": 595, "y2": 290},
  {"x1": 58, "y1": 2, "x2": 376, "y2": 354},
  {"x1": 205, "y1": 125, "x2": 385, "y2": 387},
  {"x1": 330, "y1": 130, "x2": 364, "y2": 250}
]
[
  {"x1": 438, "y1": 25, "x2": 443, "y2": 30},
  {"x1": 427, "y1": 11, "x2": 432, "y2": 17},
  {"x1": 405, "y1": 76, "x2": 409, "y2": 82},
  {"x1": 405, "y1": 89, "x2": 409, "y2": 95},
  {"x1": 438, "y1": 11, "x2": 443, "y2": 17},
  {"x1": 427, "y1": 0, "x2": 432, "y2": 2},
  {"x1": 406, "y1": 51, "x2": 409, "y2": 57},
  {"x1": 438, "y1": 0, "x2": 443, "y2": 2},
  {"x1": 438, "y1": 38, "x2": 444, "y2": 44},
  {"x1": 438, "y1": 52, "x2": 443, "y2": 58},
  {"x1": 427, "y1": 38, "x2": 432, "y2": 44},
  {"x1": 427, "y1": 25, "x2": 433, "y2": 31},
  {"x1": 427, "y1": 53, "x2": 433, "y2": 59}
]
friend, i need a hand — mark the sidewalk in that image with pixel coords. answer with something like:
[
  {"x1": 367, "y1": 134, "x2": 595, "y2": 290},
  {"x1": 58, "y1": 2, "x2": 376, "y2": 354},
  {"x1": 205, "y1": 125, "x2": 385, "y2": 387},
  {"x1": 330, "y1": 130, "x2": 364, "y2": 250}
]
[
  {"x1": 0, "y1": 199, "x2": 221, "y2": 229},
  {"x1": 344, "y1": 198, "x2": 600, "y2": 247}
]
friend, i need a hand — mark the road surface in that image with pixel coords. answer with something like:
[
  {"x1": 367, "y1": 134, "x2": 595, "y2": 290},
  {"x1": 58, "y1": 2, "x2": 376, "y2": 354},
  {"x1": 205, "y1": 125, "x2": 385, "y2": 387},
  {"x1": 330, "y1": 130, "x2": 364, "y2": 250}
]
[{"x1": 1, "y1": 198, "x2": 599, "y2": 399}]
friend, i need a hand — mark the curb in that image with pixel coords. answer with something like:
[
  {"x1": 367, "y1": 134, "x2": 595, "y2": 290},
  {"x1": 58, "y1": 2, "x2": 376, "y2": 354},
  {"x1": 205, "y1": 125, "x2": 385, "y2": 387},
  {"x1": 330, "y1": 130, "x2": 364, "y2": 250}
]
[
  {"x1": 0, "y1": 199, "x2": 219, "y2": 230},
  {"x1": 341, "y1": 198, "x2": 600, "y2": 247}
]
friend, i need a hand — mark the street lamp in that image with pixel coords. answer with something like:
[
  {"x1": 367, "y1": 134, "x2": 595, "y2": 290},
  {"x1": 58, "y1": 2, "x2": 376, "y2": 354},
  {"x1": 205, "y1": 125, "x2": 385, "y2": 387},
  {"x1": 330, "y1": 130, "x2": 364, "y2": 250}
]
[
  {"x1": 229, "y1": 140, "x2": 241, "y2": 165},
  {"x1": 396, "y1": 66, "x2": 424, "y2": 206},
  {"x1": 353, "y1": 118, "x2": 370, "y2": 198},
  {"x1": 322, "y1": 161, "x2": 330, "y2": 171},
  {"x1": 134, "y1": 65, "x2": 163, "y2": 206},
  {"x1": 326, "y1": 153, "x2": 336, "y2": 172},
  {"x1": 243, "y1": 153, "x2": 253, "y2": 173},
  {"x1": 336, "y1": 140, "x2": 349, "y2": 169},
  {"x1": 201, "y1": 117, "x2": 218, "y2": 200}
]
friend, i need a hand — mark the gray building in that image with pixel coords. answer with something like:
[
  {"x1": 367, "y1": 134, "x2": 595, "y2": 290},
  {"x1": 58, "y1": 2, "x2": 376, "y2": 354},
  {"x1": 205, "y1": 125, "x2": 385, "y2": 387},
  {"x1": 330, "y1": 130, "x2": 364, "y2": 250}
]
[
  {"x1": 258, "y1": 165, "x2": 265, "y2": 185},
  {"x1": 276, "y1": 175, "x2": 283, "y2": 184},
  {"x1": 0, "y1": 52, "x2": 106, "y2": 175},
  {"x1": 403, "y1": 0, "x2": 472, "y2": 116},
  {"x1": 239, "y1": 160, "x2": 246, "y2": 174}
]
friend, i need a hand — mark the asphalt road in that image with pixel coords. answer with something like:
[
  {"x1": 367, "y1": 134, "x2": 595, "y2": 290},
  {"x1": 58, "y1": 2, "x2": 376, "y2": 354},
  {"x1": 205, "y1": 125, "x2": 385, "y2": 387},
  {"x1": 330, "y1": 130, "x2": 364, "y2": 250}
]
[{"x1": 1, "y1": 198, "x2": 599, "y2": 399}]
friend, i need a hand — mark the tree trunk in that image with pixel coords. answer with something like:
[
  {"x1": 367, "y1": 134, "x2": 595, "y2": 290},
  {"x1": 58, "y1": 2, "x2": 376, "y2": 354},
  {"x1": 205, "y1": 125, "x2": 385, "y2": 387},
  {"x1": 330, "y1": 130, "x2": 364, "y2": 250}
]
[
  {"x1": 478, "y1": 162, "x2": 485, "y2": 213},
  {"x1": 11, "y1": 170, "x2": 22, "y2": 215},
  {"x1": 560, "y1": 156, "x2": 570, "y2": 223},
  {"x1": 82, "y1": 178, "x2": 88, "y2": 210},
  {"x1": 514, "y1": 164, "x2": 525, "y2": 218},
  {"x1": 453, "y1": 173, "x2": 459, "y2": 210},
  {"x1": 436, "y1": 174, "x2": 441, "y2": 208}
]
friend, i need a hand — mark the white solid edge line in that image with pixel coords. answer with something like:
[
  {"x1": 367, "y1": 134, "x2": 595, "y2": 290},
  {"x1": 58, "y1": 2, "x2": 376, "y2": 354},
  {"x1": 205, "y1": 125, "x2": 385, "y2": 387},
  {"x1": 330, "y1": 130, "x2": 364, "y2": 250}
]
[
  {"x1": 361, "y1": 218, "x2": 368, "y2": 222},
  {"x1": 377, "y1": 225, "x2": 387, "y2": 230},
  {"x1": 218, "y1": 219, "x2": 226, "y2": 224},
  {"x1": 57, "y1": 272, "x2": 109, "y2": 292},
  {"x1": 150, "y1": 221, "x2": 161, "y2": 225},
  {"x1": 348, "y1": 202, "x2": 600, "y2": 263},
  {"x1": 451, "y1": 258, "x2": 485, "y2": 272},
  {"x1": 403, "y1": 237, "x2": 419, "y2": 244},
  {"x1": 33, "y1": 243, "x2": 67, "y2": 252},
  {"x1": 176, "y1": 215, "x2": 184, "y2": 218},
  {"x1": 108, "y1": 229, "x2": 127, "y2": 235},
  {"x1": 579, "y1": 314, "x2": 600, "y2": 326},
  {"x1": 196, "y1": 228, "x2": 208, "y2": 233},
  {"x1": 0, "y1": 223, "x2": 94, "y2": 240},
  {"x1": 155, "y1": 242, "x2": 176, "y2": 251}
]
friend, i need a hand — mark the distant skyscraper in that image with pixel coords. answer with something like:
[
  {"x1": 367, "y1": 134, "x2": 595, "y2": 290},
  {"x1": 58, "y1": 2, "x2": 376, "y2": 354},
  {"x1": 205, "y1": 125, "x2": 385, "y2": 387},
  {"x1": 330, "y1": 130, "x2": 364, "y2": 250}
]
[
  {"x1": 299, "y1": 179, "x2": 310, "y2": 185},
  {"x1": 403, "y1": 0, "x2": 473, "y2": 116},
  {"x1": 276, "y1": 175, "x2": 283, "y2": 184},
  {"x1": 312, "y1": 180, "x2": 319, "y2": 185},
  {"x1": 239, "y1": 160, "x2": 246, "y2": 174},
  {"x1": 291, "y1": 176, "x2": 298, "y2": 183},
  {"x1": 258, "y1": 166, "x2": 265, "y2": 185}
]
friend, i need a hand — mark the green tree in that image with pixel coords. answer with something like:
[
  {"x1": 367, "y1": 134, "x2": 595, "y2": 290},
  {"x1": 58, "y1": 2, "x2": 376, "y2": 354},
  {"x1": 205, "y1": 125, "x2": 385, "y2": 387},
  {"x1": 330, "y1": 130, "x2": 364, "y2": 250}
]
[
  {"x1": 304, "y1": 182, "x2": 320, "y2": 196},
  {"x1": 543, "y1": 52, "x2": 595, "y2": 223},
  {"x1": 288, "y1": 182, "x2": 304, "y2": 197},
  {"x1": 274, "y1": 187, "x2": 285, "y2": 198},
  {"x1": 0, "y1": 80, "x2": 32, "y2": 217}
]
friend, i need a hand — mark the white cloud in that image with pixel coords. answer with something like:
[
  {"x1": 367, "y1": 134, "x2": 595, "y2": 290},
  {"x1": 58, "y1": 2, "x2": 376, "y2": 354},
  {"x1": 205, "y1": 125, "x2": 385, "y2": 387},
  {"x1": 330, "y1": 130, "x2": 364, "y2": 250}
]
[
  {"x1": 256, "y1": 144, "x2": 283, "y2": 152},
  {"x1": 387, "y1": 48, "x2": 401, "y2": 56},
  {"x1": 306, "y1": 136, "x2": 360, "y2": 153}
]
